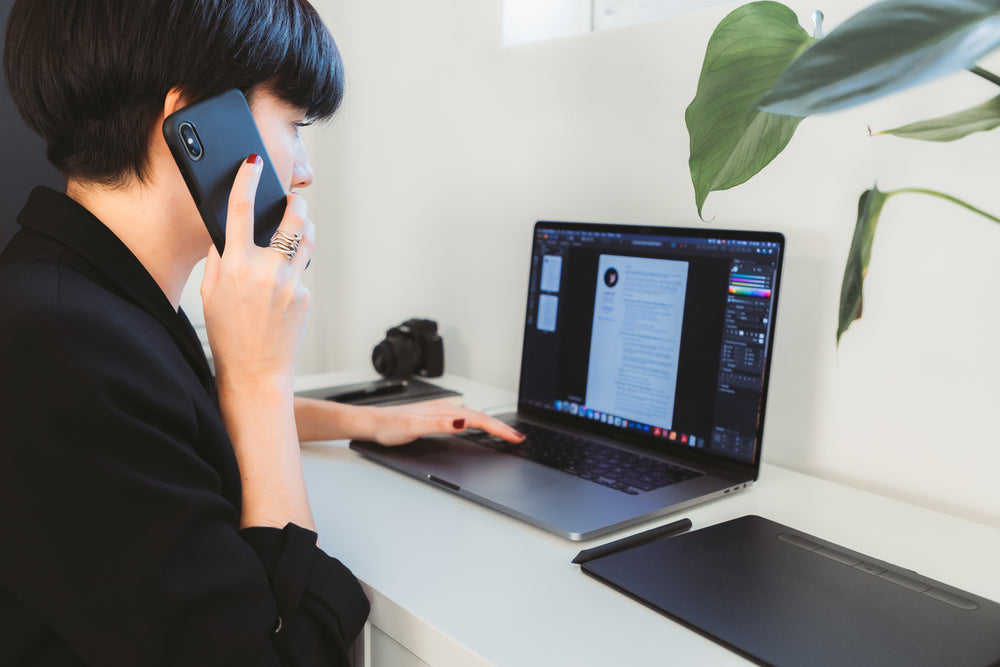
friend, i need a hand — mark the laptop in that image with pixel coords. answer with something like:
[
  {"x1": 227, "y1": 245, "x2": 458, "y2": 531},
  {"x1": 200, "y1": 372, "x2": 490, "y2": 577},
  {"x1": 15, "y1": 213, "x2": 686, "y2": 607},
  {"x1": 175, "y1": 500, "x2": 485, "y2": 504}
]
[{"x1": 351, "y1": 221, "x2": 785, "y2": 540}]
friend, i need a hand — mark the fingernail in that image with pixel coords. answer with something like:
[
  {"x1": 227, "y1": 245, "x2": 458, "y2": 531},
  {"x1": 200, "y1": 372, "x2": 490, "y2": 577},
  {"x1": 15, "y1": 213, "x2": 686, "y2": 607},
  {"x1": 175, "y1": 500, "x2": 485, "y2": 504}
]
[
  {"x1": 246, "y1": 153, "x2": 261, "y2": 165},
  {"x1": 516, "y1": 431, "x2": 527, "y2": 441},
  {"x1": 453, "y1": 419, "x2": 466, "y2": 430}
]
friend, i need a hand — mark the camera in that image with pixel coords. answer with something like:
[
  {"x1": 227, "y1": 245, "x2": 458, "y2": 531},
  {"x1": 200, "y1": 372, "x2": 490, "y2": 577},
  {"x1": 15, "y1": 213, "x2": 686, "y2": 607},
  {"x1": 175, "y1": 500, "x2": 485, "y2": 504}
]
[
  {"x1": 372, "y1": 318, "x2": 444, "y2": 379},
  {"x1": 178, "y1": 122, "x2": 204, "y2": 160}
]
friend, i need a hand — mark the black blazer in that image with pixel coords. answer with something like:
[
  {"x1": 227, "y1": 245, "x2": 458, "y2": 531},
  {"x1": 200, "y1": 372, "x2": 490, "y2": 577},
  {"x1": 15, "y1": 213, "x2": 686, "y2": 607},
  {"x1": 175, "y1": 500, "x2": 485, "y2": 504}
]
[{"x1": 0, "y1": 188, "x2": 369, "y2": 666}]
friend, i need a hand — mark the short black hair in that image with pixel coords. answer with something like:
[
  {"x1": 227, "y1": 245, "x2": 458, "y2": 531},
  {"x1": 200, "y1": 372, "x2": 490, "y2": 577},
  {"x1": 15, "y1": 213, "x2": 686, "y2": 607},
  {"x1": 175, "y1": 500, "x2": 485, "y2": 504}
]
[{"x1": 3, "y1": 0, "x2": 345, "y2": 186}]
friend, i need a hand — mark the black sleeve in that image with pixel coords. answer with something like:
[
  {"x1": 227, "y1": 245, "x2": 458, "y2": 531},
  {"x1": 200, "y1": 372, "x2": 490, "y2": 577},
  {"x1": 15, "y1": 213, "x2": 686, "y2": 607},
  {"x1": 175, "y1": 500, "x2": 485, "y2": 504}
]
[
  {"x1": 0, "y1": 300, "x2": 369, "y2": 666},
  {"x1": 241, "y1": 524, "x2": 370, "y2": 665}
]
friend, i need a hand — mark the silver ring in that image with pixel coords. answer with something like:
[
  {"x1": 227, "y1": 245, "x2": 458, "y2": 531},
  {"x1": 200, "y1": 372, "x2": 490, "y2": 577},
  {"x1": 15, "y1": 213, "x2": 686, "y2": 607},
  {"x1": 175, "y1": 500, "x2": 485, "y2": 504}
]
[{"x1": 268, "y1": 230, "x2": 302, "y2": 261}]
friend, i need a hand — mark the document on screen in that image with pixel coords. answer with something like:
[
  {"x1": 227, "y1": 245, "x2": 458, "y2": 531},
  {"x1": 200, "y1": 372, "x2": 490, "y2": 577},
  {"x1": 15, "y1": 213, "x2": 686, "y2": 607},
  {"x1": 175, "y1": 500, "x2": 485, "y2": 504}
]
[
  {"x1": 585, "y1": 254, "x2": 688, "y2": 428},
  {"x1": 538, "y1": 294, "x2": 559, "y2": 332},
  {"x1": 540, "y1": 254, "x2": 563, "y2": 293}
]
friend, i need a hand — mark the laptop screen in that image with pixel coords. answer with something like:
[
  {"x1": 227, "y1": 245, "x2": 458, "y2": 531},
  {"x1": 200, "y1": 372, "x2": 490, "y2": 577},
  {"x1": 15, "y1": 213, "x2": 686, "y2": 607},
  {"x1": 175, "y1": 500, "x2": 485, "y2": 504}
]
[{"x1": 518, "y1": 221, "x2": 784, "y2": 466}]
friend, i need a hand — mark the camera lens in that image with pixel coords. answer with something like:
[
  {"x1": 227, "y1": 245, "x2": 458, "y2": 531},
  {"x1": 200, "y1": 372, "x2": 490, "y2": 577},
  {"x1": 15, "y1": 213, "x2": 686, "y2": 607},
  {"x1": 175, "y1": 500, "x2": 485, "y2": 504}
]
[
  {"x1": 372, "y1": 319, "x2": 444, "y2": 379},
  {"x1": 178, "y1": 122, "x2": 203, "y2": 161},
  {"x1": 372, "y1": 336, "x2": 420, "y2": 379}
]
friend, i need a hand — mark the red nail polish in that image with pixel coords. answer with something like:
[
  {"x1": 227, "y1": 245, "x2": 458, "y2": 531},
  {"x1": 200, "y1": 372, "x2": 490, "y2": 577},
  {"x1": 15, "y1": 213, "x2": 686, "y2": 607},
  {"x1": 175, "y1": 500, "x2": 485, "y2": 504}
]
[
  {"x1": 246, "y1": 153, "x2": 261, "y2": 165},
  {"x1": 453, "y1": 419, "x2": 466, "y2": 430}
]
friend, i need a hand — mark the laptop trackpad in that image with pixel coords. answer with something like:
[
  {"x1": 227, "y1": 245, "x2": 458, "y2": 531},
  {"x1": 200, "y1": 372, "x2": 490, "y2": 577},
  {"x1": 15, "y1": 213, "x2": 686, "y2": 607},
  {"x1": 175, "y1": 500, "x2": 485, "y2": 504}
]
[{"x1": 352, "y1": 435, "x2": 569, "y2": 499}]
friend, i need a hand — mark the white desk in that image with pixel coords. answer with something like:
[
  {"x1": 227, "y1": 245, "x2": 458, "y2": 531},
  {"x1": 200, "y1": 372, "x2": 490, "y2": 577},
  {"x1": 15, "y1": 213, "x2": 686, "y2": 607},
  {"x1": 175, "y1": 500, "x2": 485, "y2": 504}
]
[{"x1": 297, "y1": 372, "x2": 1000, "y2": 667}]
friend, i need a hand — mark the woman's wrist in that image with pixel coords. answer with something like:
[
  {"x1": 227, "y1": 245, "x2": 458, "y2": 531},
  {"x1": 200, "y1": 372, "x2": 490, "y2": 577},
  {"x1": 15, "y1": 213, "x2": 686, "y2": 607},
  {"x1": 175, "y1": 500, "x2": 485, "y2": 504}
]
[
  {"x1": 216, "y1": 366, "x2": 295, "y2": 400},
  {"x1": 293, "y1": 398, "x2": 379, "y2": 443},
  {"x1": 218, "y1": 376, "x2": 294, "y2": 437}
]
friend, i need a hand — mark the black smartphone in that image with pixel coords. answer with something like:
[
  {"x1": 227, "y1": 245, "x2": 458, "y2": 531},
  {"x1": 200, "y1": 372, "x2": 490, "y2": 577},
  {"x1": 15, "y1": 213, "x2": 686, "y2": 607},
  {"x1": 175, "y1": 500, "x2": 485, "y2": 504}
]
[{"x1": 163, "y1": 89, "x2": 286, "y2": 254}]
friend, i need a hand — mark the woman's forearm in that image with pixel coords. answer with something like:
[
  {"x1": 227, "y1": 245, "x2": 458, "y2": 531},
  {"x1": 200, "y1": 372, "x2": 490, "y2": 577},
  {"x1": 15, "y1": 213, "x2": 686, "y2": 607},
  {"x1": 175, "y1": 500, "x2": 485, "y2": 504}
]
[{"x1": 220, "y1": 377, "x2": 315, "y2": 531}]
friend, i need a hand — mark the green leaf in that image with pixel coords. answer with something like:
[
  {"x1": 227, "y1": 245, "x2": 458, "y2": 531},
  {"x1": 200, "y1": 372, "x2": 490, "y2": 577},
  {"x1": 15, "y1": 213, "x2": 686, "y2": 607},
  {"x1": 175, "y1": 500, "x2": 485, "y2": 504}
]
[
  {"x1": 760, "y1": 0, "x2": 1000, "y2": 117},
  {"x1": 874, "y1": 94, "x2": 1000, "y2": 141},
  {"x1": 837, "y1": 185, "x2": 1000, "y2": 342},
  {"x1": 838, "y1": 185, "x2": 891, "y2": 343},
  {"x1": 686, "y1": 1, "x2": 815, "y2": 219}
]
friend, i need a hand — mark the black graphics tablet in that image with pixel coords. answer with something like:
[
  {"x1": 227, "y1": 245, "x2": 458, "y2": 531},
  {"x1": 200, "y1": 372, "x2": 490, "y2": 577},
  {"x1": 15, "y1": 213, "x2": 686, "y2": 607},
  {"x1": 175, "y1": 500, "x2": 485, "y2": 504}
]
[{"x1": 582, "y1": 515, "x2": 1000, "y2": 666}]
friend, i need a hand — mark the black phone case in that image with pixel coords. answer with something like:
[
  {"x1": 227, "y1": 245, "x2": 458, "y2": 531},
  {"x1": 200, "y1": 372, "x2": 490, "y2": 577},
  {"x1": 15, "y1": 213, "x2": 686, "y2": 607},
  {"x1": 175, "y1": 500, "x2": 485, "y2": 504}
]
[{"x1": 162, "y1": 89, "x2": 286, "y2": 254}]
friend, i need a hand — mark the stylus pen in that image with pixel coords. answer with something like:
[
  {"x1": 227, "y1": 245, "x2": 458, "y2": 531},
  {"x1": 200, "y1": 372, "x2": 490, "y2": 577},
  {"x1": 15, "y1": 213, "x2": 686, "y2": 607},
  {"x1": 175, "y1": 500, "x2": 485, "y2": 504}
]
[
  {"x1": 326, "y1": 379, "x2": 408, "y2": 403},
  {"x1": 572, "y1": 517, "x2": 693, "y2": 564}
]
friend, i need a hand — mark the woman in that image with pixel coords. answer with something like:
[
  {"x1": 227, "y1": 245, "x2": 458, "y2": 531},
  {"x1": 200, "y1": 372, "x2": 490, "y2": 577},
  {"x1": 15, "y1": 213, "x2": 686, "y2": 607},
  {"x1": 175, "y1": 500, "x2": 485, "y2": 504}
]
[{"x1": 0, "y1": 1, "x2": 522, "y2": 664}]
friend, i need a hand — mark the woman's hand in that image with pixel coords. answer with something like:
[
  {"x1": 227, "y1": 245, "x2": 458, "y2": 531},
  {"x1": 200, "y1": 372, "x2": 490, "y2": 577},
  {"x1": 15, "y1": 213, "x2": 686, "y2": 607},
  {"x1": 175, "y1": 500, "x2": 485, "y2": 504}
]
[
  {"x1": 201, "y1": 154, "x2": 314, "y2": 391},
  {"x1": 366, "y1": 400, "x2": 525, "y2": 446},
  {"x1": 294, "y1": 396, "x2": 527, "y2": 447}
]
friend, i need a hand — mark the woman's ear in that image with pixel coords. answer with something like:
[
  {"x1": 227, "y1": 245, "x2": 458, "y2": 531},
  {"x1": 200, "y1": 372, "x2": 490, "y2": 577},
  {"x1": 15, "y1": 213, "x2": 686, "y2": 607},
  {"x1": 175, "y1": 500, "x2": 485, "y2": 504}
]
[
  {"x1": 148, "y1": 88, "x2": 195, "y2": 183},
  {"x1": 163, "y1": 87, "x2": 192, "y2": 118}
]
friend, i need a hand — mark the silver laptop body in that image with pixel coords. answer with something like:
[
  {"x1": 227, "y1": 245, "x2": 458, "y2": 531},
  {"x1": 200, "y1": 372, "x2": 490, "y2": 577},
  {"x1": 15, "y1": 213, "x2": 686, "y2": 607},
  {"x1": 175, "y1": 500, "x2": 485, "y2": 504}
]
[{"x1": 352, "y1": 221, "x2": 785, "y2": 540}]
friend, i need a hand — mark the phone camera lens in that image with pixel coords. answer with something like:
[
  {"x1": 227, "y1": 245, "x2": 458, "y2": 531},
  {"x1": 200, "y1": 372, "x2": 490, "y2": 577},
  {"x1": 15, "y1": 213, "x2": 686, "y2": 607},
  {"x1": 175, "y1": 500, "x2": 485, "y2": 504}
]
[{"x1": 178, "y1": 122, "x2": 204, "y2": 161}]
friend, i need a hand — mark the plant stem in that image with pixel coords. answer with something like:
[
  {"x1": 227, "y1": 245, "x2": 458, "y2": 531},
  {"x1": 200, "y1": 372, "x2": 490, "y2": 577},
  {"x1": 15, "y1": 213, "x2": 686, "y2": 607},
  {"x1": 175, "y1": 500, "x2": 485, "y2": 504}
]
[
  {"x1": 969, "y1": 66, "x2": 1000, "y2": 88},
  {"x1": 890, "y1": 187, "x2": 1000, "y2": 225}
]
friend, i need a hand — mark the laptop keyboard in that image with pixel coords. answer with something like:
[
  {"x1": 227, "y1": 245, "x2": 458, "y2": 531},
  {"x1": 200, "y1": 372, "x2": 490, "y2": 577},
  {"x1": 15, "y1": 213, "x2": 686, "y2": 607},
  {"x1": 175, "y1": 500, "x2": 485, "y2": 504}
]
[{"x1": 460, "y1": 422, "x2": 702, "y2": 495}]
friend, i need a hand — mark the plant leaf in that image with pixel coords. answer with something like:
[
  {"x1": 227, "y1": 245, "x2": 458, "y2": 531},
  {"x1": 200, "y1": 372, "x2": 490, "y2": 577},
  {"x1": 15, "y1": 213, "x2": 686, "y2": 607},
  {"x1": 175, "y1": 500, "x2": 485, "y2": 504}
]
[
  {"x1": 838, "y1": 186, "x2": 1000, "y2": 342},
  {"x1": 760, "y1": 0, "x2": 1000, "y2": 117},
  {"x1": 686, "y1": 1, "x2": 815, "y2": 219},
  {"x1": 839, "y1": 185, "x2": 892, "y2": 343},
  {"x1": 874, "y1": 94, "x2": 1000, "y2": 141}
]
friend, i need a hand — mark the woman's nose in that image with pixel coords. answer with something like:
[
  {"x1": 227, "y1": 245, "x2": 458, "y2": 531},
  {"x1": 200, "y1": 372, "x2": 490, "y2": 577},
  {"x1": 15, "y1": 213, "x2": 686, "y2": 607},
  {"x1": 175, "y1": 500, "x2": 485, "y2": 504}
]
[{"x1": 292, "y1": 158, "x2": 314, "y2": 190}]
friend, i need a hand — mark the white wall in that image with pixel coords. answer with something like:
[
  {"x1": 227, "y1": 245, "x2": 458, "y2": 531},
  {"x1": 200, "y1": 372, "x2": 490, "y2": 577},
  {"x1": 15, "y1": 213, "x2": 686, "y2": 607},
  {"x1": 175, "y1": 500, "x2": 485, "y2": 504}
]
[{"x1": 299, "y1": 0, "x2": 1000, "y2": 528}]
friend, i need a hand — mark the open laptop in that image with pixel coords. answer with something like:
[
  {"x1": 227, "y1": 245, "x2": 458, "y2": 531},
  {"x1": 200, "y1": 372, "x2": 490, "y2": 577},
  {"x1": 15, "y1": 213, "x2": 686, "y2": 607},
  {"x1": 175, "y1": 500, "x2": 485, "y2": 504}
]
[{"x1": 351, "y1": 221, "x2": 785, "y2": 540}]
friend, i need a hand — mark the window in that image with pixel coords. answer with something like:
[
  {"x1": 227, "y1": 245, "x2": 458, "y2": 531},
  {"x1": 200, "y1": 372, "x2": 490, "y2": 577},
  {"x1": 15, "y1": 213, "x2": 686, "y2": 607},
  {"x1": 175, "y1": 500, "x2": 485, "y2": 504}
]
[
  {"x1": 502, "y1": 0, "x2": 591, "y2": 47},
  {"x1": 502, "y1": 0, "x2": 735, "y2": 47}
]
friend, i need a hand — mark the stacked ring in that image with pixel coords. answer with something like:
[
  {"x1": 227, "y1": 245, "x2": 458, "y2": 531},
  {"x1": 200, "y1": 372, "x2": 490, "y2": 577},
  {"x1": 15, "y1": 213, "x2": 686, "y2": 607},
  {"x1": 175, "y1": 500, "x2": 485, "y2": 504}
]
[{"x1": 268, "y1": 230, "x2": 302, "y2": 261}]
